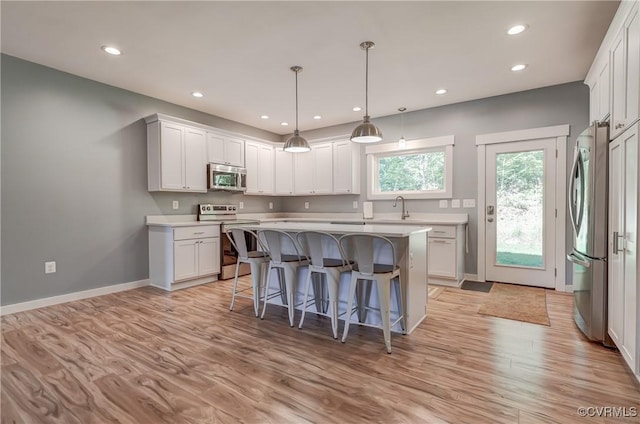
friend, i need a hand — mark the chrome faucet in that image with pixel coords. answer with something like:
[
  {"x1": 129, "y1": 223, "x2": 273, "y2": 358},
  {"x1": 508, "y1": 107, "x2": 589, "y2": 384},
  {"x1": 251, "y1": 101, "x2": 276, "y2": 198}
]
[{"x1": 393, "y1": 195, "x2": 410, "y2": 220}]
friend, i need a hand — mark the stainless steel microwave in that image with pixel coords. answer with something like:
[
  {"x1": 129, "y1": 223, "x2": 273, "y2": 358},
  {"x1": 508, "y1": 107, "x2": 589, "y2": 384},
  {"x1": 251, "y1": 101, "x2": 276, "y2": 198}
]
[{"x1": 207, "y1": 163, "x2": 247, "y2": 192}]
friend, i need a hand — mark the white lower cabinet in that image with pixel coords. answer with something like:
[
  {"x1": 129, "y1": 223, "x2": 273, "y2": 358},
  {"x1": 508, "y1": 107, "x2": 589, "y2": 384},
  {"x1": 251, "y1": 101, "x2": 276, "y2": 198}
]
[
  {"x1": 608, "y1": 123, "x2": 638, "y2": 380},
  {"x1": 149, "y1": 224, "x2": 220, "y2": 291},
  {"x1": 428, "y1": 225, "x2": 465, "y2": 287}
]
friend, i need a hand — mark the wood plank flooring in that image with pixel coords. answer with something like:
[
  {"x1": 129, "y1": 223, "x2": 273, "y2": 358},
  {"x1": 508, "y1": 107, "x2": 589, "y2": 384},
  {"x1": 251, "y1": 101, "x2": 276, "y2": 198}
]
[{"x1": 2, "y1": 278, "x2": 639, "y2": 423}]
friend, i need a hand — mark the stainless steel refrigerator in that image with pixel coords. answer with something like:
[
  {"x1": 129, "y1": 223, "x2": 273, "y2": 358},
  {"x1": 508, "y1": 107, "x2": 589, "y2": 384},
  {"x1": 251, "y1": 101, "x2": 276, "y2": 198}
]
[{"x1": 568, "y1": 122, "x2": 611, "y2": 344}]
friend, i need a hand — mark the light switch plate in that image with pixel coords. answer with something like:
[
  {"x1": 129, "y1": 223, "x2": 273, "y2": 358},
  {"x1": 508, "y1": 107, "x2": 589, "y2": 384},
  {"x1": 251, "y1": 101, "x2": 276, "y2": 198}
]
[
  {"x1": 463, "y1": 199, "x2": 476, "y2": 208},
  {"x1": 239, "y1": 201, "x2": 244, "y2": 209},
  {"x1": 268, "y1": 202, "x2": 273, "y2": 210},
  {"x1": 45, "y1": 261, "x2": 56, "y2": 274},
  {"x1": 451, "y1": 199, "x2": 461, "y2": 208},
  {"x1": 439, "y1": 200, "x2": 448, "y2": 208},
  {"x1": 353, "y1": 201, "x2": 358, "y2": 209},
  {"x1": 172, "y1": 200, "x2": 179, "y2": 210},
  {"x1": 304, "y1": 202, "x2": 310, "y2": 209}
]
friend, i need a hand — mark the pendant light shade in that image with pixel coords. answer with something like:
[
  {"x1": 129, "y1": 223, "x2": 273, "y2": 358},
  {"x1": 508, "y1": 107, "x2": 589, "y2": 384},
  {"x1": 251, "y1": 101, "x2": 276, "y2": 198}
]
[
  {"x1": 284, "y1": 66, "x2": 311, "y2": 153},
  {"x1": 351, "y1": 41, "x2": 383, "y2": 143}
]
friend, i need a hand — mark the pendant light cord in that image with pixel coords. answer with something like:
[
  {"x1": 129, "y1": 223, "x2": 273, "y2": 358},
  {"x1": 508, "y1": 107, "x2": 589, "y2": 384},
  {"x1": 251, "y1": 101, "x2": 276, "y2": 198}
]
[
  {"x1": 295, "y1": 69, "x2": 299, "y2": 131},
  {"x1": 365, "y1": 46, "x2": 369, "y2": 117}
]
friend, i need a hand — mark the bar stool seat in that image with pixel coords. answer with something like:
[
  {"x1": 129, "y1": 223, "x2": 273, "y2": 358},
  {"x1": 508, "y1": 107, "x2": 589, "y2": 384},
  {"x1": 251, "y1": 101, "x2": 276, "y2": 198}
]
[{"x1": 339, "y1": 233, "x2": 405, "y2": 353}]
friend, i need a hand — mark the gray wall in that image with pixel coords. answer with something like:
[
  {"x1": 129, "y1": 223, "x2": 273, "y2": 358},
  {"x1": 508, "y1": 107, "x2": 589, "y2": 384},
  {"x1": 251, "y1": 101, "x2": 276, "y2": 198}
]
[
  {"x1": 282, "y1": 81, "x2": 590, "y2": 280},
  {"x1": 1, "y1": 54, "x2": 283, "y2": 305}
]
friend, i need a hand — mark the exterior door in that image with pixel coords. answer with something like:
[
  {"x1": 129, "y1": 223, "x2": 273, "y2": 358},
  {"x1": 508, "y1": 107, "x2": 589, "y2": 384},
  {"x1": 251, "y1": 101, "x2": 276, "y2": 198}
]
[{"x1": 485, "y1": 138, "x2": 557, "y2": 287}]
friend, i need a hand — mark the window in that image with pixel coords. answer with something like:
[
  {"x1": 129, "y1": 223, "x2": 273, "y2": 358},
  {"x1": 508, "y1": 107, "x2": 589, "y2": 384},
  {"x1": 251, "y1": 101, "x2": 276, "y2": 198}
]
[{"x1": 366, "y1": 135, "x2": 454, "y2": 199}]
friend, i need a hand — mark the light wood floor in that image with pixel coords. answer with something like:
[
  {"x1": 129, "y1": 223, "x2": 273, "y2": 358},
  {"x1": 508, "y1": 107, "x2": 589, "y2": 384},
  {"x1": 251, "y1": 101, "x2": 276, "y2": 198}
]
[{"x1": 2, "y1": 277, "x2": 639, "y2": 423}]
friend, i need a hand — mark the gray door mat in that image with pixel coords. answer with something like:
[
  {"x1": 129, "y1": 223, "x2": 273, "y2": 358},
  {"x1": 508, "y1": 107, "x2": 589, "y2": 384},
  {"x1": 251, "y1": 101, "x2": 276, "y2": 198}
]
[{"x1": 460, "y1": 280, "x2": 494, "y2": 293}]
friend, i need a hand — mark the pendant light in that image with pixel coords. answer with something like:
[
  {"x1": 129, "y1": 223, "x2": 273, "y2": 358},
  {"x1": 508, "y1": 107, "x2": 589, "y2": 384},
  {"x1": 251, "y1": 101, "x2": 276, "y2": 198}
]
[
  {"x1": 351, "y1": 41, "x2": 383, "y2": 143},
  {"x1": 398, "y1": 107, "x2": 407, "y2": 149},
  {"x1": 283, "y1": 66, "x2": 311, "y2": 153}
]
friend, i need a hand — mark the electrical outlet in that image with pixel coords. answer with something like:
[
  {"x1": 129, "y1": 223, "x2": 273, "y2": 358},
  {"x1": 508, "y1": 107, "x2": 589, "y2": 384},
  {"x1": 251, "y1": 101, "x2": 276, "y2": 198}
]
[
  {"x1": 172, "y1": 200, "x2": 179, "y2": 210},
  {"x1": 239, "y1": 201, "x2": 244, "y2": 209},
  {"x1": 353, "y1": 201, "x2": 358, "y2": 209},
  {"x1": 451, "y1": 199, "x2": 461, "y2": 208},
  {"x1": 463, "y1": 199, "x2": 476, "y2": 208},
  {"x1": 268, "y1": 202, "x2": 273, "y2": 210},
  {"x1": 439, "y1": 200, "x2": 448, "y2": 208},
  {"x1": 304, "y1": 202, "x2": 310, "y2": 209},
  {"x1": 45, "y1": 261, "x2": 56, "y2": 274}
]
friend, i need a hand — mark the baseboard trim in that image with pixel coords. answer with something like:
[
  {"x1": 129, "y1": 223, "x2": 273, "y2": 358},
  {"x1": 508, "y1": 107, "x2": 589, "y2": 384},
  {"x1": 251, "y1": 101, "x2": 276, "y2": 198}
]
[{"x1": 0, "y1": 279, "x2": 150, "y2": 316}]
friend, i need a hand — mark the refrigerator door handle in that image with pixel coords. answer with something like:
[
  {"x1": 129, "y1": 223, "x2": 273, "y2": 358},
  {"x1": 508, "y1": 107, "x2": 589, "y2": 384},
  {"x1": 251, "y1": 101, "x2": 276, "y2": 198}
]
[
  {"x1": 567, "y1": 251, "x2": 591, "y2": 268},
  {"x1": 569, "y1": 148, "x2": 580, "y2": 234},
  {"x1": 575, "y1": 152, "x2": 585, "y2": 235}
]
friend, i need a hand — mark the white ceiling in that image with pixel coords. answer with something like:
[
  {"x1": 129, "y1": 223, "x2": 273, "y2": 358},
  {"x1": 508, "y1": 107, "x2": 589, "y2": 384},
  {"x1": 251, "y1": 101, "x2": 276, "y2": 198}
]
[{"x1": 1, "y1": 1, "x2": 618, "y2": 135}]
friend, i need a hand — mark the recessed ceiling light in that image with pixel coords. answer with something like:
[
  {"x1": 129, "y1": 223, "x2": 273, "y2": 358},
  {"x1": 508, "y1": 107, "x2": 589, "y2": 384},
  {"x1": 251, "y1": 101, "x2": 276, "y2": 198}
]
[
  {"x1": 260, "y1": 115, "x2": 269, "y2": 119},
  {"x1": 511, "y1": 64, "x2": 527, "y2": 72},
  {"x1": 281, "y1": 122, "x2": 289, "y2": 126},
  {"x1": 101, "y1": 46, "x2": 121, "y2": 56},
  {"x1": 191, "y1": 92, "x2": 204, "y2": 98},
  {"x1": 352, "y1": 107, "x2": 362, "y2": 112},
  {"x1": 313, "y1": 115, "x2": 322, "y2": 120},
  {"x1": 507, "y1": 24, "x2": 527, "y2": 35},
  {"x1": 435, "y1": 89, "x2": 448, "y2": 95}
]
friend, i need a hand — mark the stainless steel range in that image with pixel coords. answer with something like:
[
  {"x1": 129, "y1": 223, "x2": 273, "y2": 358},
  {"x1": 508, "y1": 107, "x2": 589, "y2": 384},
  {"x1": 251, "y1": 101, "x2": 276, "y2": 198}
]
[{"x1": 198, "y1": 204, "x2": 260, "y2": 280}]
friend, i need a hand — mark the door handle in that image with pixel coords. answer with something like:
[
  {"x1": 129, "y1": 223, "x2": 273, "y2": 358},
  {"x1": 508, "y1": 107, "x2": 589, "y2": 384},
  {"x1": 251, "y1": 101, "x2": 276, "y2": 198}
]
[
  {"x1": 487, "y1": 205, "x2": 494, "y2": 215},
  {"x1": 613, "y1": 231, "x2": 625, "y2": 253},
  {"x1": 567, "y1": 252, "x2": 591, "y2": 268}
]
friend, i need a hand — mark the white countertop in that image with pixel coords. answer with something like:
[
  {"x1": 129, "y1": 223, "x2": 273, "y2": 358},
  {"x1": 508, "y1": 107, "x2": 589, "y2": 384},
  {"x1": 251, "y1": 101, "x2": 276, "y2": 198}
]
[
  {"x1": 236, "y1": 221, "x2": 431, "y2": 238},
  {"x1": 146, "y1": 215, "x2": 221, "y2": 227}
]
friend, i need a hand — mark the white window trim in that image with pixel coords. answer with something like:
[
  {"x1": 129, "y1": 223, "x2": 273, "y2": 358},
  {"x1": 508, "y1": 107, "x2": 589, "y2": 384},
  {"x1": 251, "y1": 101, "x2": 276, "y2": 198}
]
[
  {"x1": 366, "y1": 135, "x2": 454, "y2": 200},
  {"x1": 476, "y1": 125, "x2": 568, "y2": 292}
]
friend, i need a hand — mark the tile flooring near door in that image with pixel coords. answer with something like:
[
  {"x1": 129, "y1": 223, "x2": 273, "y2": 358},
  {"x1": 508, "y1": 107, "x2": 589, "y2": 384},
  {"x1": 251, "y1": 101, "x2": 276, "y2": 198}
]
[{"x1": 1, "y1": 279, "x2": 639, "y2": 424}]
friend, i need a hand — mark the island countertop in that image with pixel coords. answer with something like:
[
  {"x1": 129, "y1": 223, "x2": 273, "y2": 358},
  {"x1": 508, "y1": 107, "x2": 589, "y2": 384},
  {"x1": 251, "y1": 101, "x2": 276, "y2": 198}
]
[{"x1": 234, "y1": 220, "x2": 432, "y2": 238}]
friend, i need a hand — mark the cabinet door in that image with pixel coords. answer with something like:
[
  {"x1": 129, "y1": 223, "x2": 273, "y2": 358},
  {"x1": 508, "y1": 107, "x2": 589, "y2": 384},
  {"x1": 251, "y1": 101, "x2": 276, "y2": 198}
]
[
  {"x1": 598, "y1": 61, "x2": 610, "y2": 121},
  {"x1": 174, "y1": 240, "x2": 198, "y2": 282},
  {"x1": 198, "y1": 237, "x2": 220, "y2": 276},
  {"x1": 621, "y1": 127, "x2": 637, "y2": 366},
  {"x1": 625, "y1": 7, "x2": 639, "y2": 126},
  {"x1": 160, "y1": 122, "x2": 185, "y2": 190},
  {"x1": 294, "y1": 150, "x2": 314, "y2": 194},
  {"x1": 428, "y1": 238, "x2": 457, "y2": 278},
  {"x1": 611, "y1": 30, "x2": 626, "y2": 139},
  {"x1": 258, "y1": 145, "x2": 274, "y2": 194},
  {"x1": 245, "y1": 142, "x2": 259, "y2": 194},
  {"x1": 225, "y1": 137, "x2": 245, "y2": 167},
  {"x1": 590, "y1": 81, "x2": 599, "y2": 124},
  {"x1": 274, "y1": 149, "x2": 294, "y2": 195},
  {"x1": 313, "y1": 143, "x2": 333, "y2": 194},
  {"x1": 207, "y1": 132, "x2": 225, "y2": 164},
  {"x1": 184, "y1": 127, "x2": 207, "y2": 192},
  {"x1": 608, "y1": 137, "x2": 624, "y2": 344},
  {"x1": 333, "y1": 140, "x2": 353, "y2": 194}
]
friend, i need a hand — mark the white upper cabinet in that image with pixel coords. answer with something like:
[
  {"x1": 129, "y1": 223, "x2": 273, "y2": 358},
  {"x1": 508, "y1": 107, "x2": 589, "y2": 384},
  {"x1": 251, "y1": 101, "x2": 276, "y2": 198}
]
[
  {"x1": 610, "y1": 3, "x2": 640, "y2": 139},
  {"x1": 274, "y1": 149, "x2": 294, "y2": 195},
  {"x1": 332, "y1": 140, "x2": 361, "y2": 194},
  {"x1": 587, "y1": 2, "x2": 639, "y2": 139},
  {"x1": 147, "y1": 118, "x2": 207, "y2": 193},
  {"x1": 294, "y1": 149, "x2": 315, "y2": 194},
  {"x1": 312, "y1": 143, "x2": 333, "y2": 194},
  {"x1": 245, "y1": 141, "x2": 274, "y2": 195},
  {"x1": 207, "y1": 132, "x2": 245, "y2": 167}
]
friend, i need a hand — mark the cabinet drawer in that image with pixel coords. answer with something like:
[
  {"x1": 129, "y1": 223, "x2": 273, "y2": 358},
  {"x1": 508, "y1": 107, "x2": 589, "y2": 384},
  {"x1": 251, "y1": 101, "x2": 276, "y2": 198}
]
[
  {"x1": 429, "y1": 225, "x2": 456, "y2": 238},
  {"x1": 174, "y1": 225, "x2": 220, "y2": 241}
]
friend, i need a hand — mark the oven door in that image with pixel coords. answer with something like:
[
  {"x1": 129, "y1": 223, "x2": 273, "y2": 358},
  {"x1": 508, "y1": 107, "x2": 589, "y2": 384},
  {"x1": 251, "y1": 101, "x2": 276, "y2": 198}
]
[{"x1": 208, "y1": 164, "x2": 246, "y2": 191}]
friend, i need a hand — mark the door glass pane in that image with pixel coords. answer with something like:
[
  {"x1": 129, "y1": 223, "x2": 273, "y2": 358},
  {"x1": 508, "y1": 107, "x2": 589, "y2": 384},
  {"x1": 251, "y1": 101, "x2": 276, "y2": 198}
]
[{"x1": 495, "y1": 150, "x2": 544, "y2": 268}]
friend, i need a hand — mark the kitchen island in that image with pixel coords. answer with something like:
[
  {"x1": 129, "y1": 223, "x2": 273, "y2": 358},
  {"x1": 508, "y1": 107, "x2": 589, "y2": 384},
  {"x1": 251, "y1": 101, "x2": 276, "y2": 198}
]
[{"x1": 238, "y1": 221, "x2": 431, "y2": 334}]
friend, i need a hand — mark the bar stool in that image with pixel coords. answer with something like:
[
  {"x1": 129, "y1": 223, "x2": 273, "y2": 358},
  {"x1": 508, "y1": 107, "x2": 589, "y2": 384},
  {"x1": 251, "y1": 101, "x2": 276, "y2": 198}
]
[
  {"x1": 339, "y1": 233, "x2": 405, "y2": 353},
  {"x1": 258, "y1": 229, "x2": 308, "y2": 327},
  {"x1": 227, "y1": 228, "x2": 269, "y2": 317},
  {"x1": 296, "y1": 231, "x2": 352, "y2": 339}
]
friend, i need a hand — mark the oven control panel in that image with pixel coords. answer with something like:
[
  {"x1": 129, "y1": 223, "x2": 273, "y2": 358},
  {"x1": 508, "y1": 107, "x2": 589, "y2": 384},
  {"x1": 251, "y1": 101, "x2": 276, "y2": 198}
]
[{"x1": 198, "y1": 204, "x2": 237, "y2": 219}]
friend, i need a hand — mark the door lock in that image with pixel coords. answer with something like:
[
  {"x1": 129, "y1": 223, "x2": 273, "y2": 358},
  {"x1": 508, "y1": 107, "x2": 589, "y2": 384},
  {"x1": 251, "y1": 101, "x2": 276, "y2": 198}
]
[
  {"x1": 487, "y1": 217, "x2": 494, "y2": 222},
  {"x1": 487, "y1": 205, "x2": 494, "y2": 215}
]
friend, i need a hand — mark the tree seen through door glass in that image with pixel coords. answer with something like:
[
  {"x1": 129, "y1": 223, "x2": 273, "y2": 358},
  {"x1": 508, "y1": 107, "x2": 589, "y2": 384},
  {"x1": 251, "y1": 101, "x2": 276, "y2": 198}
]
[
  {"x1": 378, "y1": 151, "x2": 445, "y2": 192},
  {"x1": 495, "y1": 150, "x2": 544, "y2": 268}
]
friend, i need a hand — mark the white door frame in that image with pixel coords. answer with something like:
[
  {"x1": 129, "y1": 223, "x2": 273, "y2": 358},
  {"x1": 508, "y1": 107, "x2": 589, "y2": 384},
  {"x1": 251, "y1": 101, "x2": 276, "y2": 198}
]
[{"x1": 476, "y1": 124, "x2": 570, "y2": 291}]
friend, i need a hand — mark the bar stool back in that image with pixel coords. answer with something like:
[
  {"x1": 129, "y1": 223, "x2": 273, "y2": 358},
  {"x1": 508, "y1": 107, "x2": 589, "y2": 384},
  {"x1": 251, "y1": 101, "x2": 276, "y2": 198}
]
[
  {"x1": 339, "y1": 233, "x2": 405, "y2": 353},
  {"x1": 227, "y1": 228, "x2": 269, "y2": 317},
  {"x1": 296, "y1": 231, "x2": 352, "y2": 338},
  {"x1": 258, "y1": 229, "x2": 308, "y2": 326}
]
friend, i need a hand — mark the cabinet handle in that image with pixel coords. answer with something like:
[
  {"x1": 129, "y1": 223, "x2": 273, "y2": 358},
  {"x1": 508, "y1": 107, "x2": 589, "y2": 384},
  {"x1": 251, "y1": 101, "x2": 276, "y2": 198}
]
[
  {"x1": 193, "y1": 231, "x2": 205, "y2": 235},
  {"x1": 431, "y1": 239, "x2": 448, "y2": 244},
  {"x1": 432, "y1": 230, "x2": 446, "y2": 234}
]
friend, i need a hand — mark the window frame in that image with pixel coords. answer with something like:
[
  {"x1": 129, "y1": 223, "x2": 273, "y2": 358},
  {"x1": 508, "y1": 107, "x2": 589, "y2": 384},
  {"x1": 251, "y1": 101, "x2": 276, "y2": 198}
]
[{"x1": 365, "y1": 135, "x2": 454, "y2": 200}]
